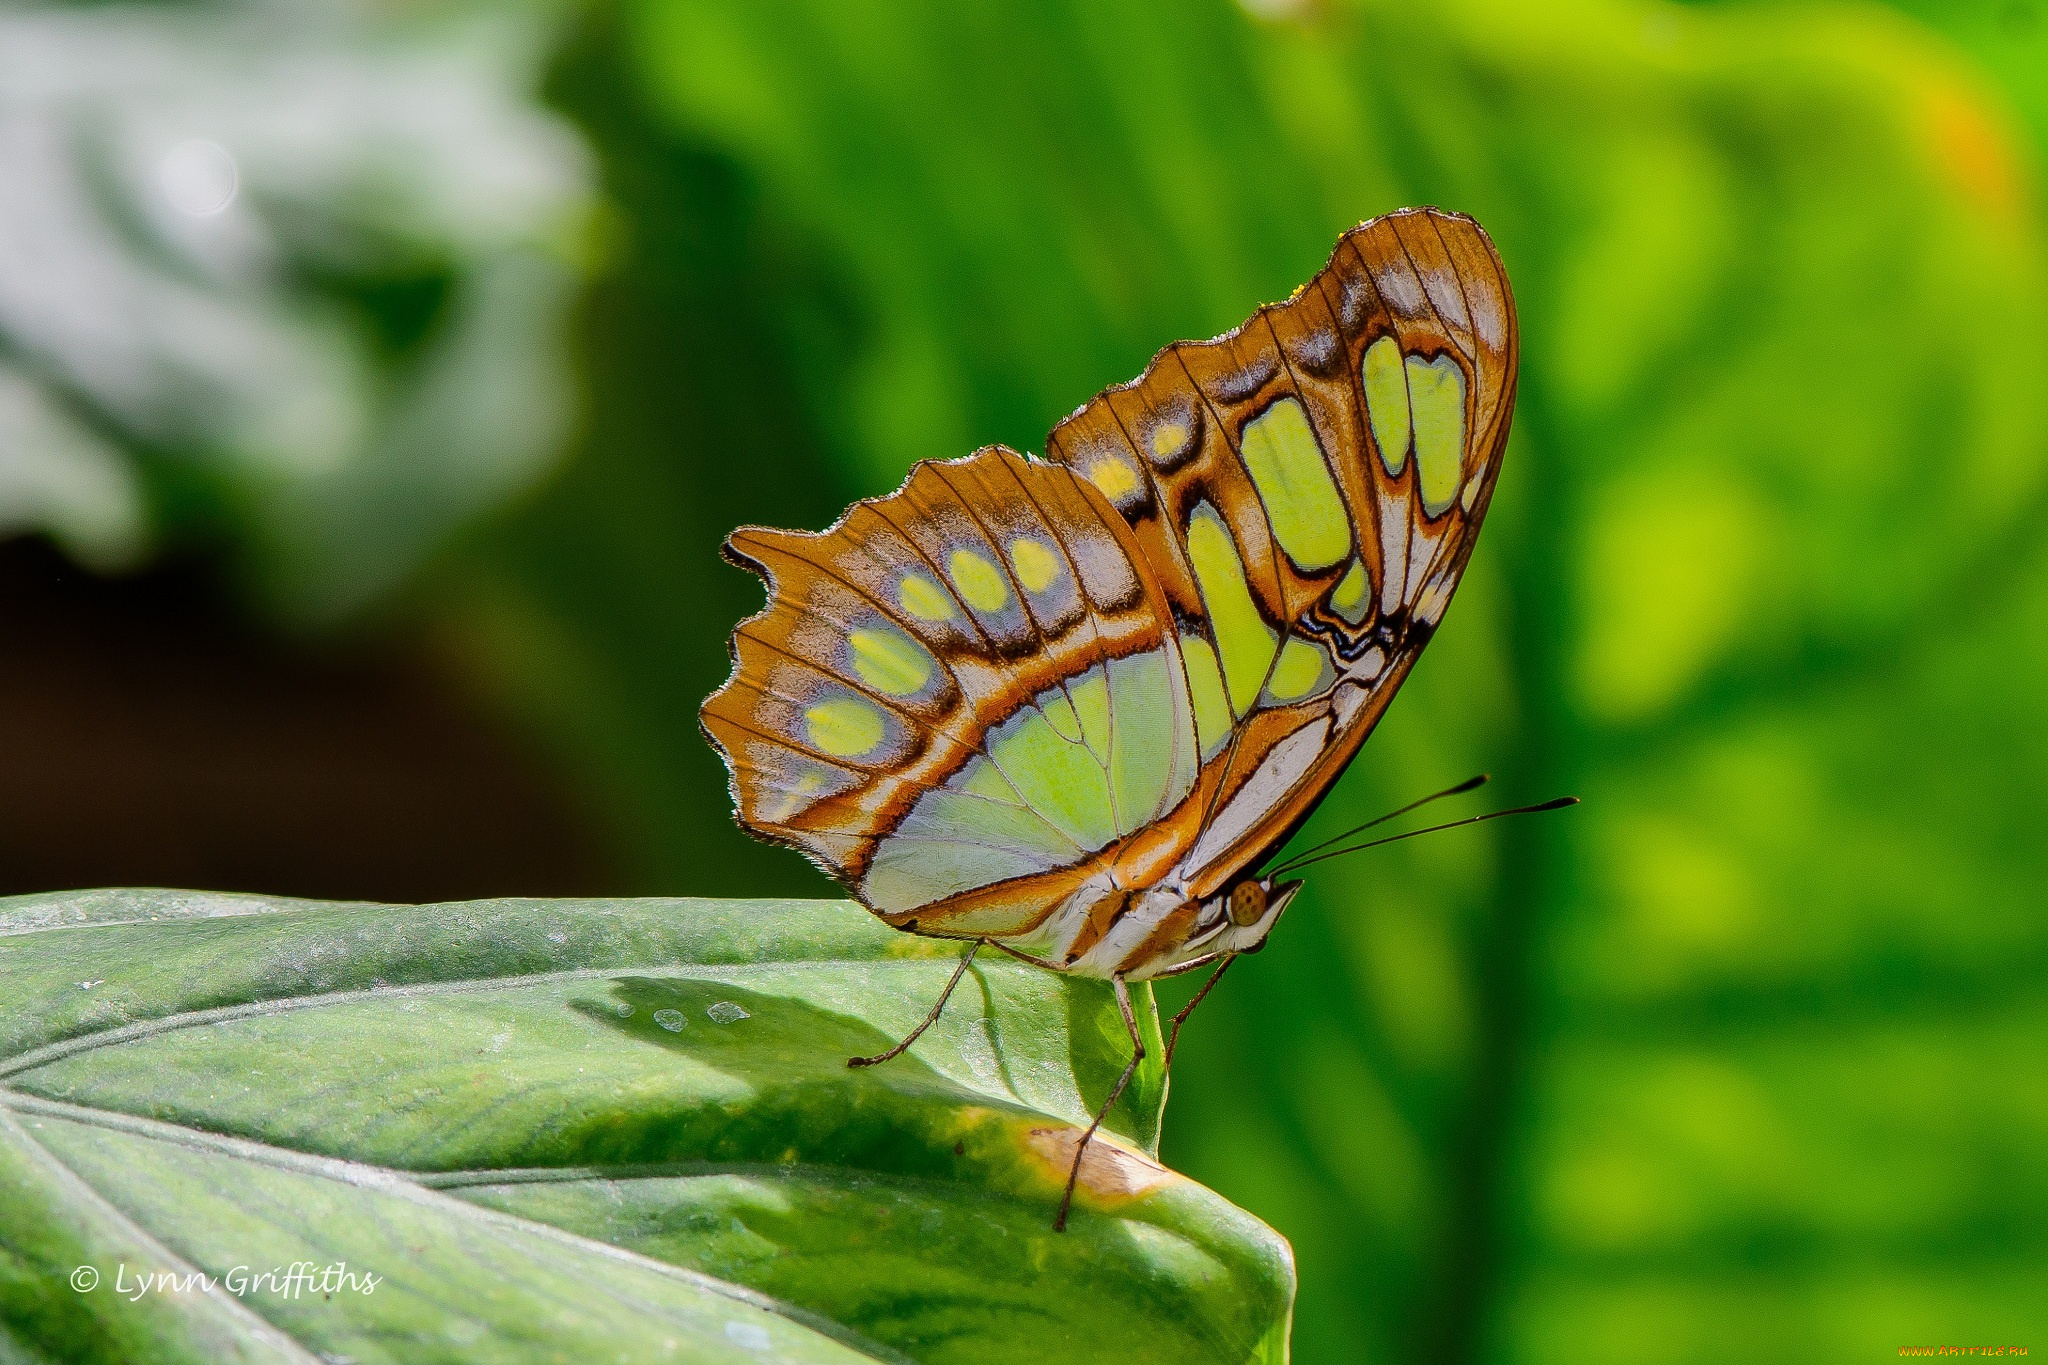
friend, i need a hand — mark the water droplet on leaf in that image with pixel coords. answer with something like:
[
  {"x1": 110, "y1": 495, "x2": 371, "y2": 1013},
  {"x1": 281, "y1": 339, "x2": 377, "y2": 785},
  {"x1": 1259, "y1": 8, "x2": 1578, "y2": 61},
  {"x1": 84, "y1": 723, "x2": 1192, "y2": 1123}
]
[{"x1": 724, "y1": 1321, "x2": 771, "y2": 1350}]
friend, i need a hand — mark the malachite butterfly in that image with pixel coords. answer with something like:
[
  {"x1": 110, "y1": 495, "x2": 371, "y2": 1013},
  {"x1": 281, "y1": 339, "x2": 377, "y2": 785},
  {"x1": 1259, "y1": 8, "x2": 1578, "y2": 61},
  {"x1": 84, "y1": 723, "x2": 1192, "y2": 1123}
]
[{"x1": 701, "y1": 207, "x2": 1519, "y2": 1225}]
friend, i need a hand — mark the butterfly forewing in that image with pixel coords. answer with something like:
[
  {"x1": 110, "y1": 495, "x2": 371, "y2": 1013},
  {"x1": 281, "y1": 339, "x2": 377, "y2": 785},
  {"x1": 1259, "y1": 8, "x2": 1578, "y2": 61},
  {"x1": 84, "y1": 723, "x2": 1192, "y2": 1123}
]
[{"x1": 1045, "y1": 207, "x2": 1517, "y2": 899}]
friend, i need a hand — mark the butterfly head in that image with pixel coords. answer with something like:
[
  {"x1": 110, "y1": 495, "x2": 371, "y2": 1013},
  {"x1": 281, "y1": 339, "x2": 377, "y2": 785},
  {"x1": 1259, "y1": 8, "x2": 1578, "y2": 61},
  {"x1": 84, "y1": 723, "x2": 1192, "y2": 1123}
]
[{"x1": 1212, "y1": 876, "x2": 1302, "y2": 956}]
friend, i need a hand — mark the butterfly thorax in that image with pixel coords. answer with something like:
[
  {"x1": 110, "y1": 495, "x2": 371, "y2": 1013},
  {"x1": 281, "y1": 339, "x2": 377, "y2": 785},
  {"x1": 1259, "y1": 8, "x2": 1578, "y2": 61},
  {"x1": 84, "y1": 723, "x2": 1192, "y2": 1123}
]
[{"x1": 1032, "y1": 871, "x2": 1303, "y2": 981}]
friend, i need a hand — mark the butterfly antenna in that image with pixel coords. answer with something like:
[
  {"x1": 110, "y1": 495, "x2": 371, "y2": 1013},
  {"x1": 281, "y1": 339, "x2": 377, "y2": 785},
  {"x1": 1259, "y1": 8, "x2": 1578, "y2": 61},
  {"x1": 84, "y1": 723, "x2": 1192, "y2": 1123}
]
[
  {"x1": 1279, "y1": 796, "x2": 1579, "y2": 875},
  {"x1": 1272, "y1": 773, "x2": 1490, "y2": 875}
]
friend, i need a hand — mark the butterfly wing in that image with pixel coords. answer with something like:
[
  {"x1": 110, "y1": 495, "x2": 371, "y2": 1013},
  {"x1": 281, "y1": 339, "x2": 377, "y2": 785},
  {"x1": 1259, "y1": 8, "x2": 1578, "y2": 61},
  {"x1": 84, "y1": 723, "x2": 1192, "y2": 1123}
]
[
  {"x1": 1045, "y1": 207, "x2": 1518, "y2": 900},
  {"x1": 702, "y1": 206, "x2": 1517, "y2": 947},
  {"x1": 700, "y1": 447, "x2": 1203, "y2": 936}
]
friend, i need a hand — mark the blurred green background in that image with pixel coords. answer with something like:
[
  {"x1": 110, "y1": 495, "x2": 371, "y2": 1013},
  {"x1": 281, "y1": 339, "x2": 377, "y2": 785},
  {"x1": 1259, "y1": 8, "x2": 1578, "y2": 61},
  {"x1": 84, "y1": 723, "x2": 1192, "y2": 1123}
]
[{"x1": 3, "y1": 0, "x2": 2044, "y2": 1360}]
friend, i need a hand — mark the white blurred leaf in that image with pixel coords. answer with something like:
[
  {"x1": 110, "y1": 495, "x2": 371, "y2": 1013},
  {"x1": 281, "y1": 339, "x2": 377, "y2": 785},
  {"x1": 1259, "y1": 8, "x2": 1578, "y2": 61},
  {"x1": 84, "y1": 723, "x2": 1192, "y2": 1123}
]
[{"x1": 0, "y1": 1, "x2": 592, "y2": 619}]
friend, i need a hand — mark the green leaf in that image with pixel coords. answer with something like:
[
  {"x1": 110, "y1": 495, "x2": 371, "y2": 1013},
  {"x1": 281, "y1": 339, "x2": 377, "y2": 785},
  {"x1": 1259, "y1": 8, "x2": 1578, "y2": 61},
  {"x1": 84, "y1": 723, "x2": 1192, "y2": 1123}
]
[{"x1": 0, "y1": 890, "x2": 1293, "y2": 1364}]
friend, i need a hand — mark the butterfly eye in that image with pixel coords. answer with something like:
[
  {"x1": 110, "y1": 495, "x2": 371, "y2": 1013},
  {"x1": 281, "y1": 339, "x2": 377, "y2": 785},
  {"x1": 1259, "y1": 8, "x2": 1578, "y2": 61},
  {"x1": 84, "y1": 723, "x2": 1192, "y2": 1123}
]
[{"x1": 1228, "y1": 882, "x2": 1266, "y2": 927}]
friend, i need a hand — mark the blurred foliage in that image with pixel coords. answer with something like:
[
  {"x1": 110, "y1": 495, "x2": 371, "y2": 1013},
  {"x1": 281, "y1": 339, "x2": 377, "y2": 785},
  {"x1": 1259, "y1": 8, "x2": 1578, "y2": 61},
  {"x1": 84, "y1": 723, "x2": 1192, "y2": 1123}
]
[
  {"x1": 0, "y1": 0, "x2": 590, "y2": 620},
  {"x1": 443, "y1": 7, "x2": 861, "y2": 891},
  {"x1": 7, "y1": 0, "x2": 2048, "y2": 1360},
  {"x1": 1873, "y1": 0, "x2": 2048, "y2": 150}
]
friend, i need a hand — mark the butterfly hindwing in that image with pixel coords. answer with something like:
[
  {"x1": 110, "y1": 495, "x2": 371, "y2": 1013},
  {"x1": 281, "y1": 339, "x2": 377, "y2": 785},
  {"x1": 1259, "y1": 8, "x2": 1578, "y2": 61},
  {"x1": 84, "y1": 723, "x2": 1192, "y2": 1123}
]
[
  {"x1": 700, "y1": 447, "x2": 1202, "y2": 936},
  {"x1": 1045, "y1": 207, "x2": 1518, "y2": 899}
]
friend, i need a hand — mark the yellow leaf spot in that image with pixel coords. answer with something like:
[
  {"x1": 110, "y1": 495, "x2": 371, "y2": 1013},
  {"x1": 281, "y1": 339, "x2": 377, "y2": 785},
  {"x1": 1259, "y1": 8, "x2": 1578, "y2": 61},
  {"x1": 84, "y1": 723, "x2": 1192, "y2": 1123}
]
[{"x1": 1024, "y1": 1126, "x2": 1174, "y2": 1206}]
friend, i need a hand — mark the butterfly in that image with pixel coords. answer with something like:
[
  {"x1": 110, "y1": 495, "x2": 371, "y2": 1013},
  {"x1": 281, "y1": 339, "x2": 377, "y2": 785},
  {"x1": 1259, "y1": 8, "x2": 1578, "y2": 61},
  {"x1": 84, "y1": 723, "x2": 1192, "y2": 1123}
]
[{"x1": 701, "y1": 206, "x2": 1520, "y2": 1227}]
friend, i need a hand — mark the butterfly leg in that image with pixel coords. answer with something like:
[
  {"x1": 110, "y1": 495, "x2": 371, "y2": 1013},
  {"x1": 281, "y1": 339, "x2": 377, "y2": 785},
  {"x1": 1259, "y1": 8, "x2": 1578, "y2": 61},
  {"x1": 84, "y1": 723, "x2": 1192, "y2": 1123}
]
[
  {"x1": 1164, "y1": 953, "x2": 1236, "y2": 1069},
  {"x1": 982, "y1": 938, "x2": 1067, "y2": 972},
  {"x1": 847, "y1": 939, "x2": 983, "y2": 1069},
  {"x1": 1055, "y1": 973, "x2": 1143, "y2": 1233}
]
